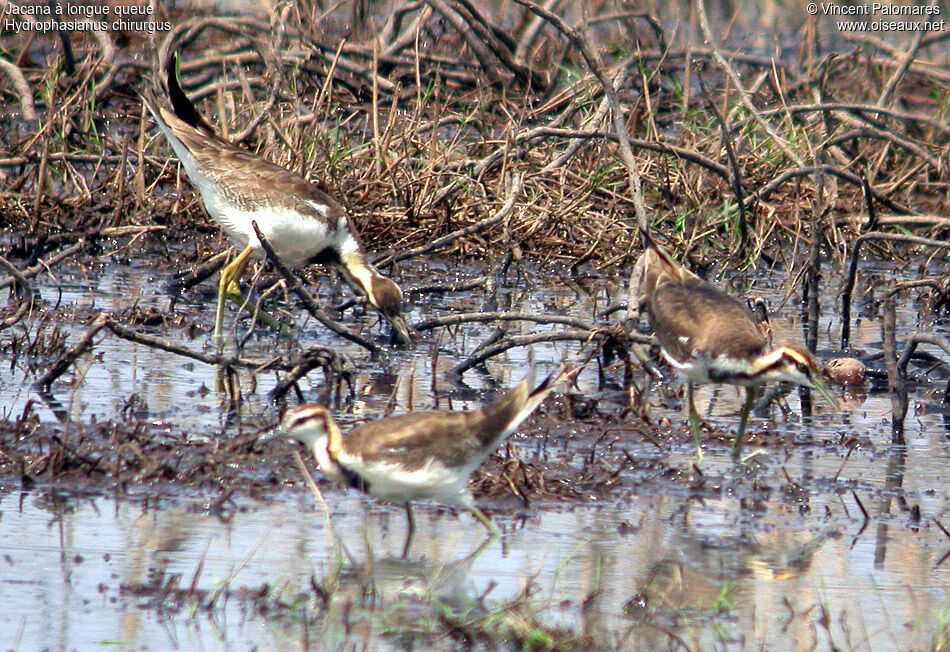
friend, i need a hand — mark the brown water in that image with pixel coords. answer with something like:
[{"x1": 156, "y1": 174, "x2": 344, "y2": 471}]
[{"x1": 1, "y1": 255, "x2": 948, "y2": 650}]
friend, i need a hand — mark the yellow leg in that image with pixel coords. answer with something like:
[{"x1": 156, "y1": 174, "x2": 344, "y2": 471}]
[
  {"x1": 213, "y1": 246, "x2": 289, "y2": 343},
  {"x1": 224, "y1": 279, "x2": 286, "y2": 333},
  {"x1": 687, "y1": 383, "x2": 705, "y2": 463},
  {"x1": 214, "y1": 364, "x2": 241, "y2": 405},
  {"x1": 214, "y1": 246, "x2": 254, "y2": 345}
]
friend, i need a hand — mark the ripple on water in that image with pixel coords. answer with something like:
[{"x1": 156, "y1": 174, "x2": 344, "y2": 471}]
[{"x1": 1, "y1": 256, "x2": 948, "y2": 649}]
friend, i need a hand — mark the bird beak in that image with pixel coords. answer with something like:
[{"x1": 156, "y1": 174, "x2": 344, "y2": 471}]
[
  {"x1": 256, "y1": 424, "x2": 282, "y2": 449},
  {"x1": 809, "y1": 374, "x2": 838, "y2": 410},
  {"x1": 388, "y1": 314, "x2": 414, "y2": 347}
]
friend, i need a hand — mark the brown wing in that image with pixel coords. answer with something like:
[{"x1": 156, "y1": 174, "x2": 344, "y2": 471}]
[
  {"x1": 344, "y1": 410, "x2": 487, "y2": 470},
  {"x1": 144, "y1": 56, "x2": 350, "y2": 224},
  {"x1": 343, "y1": 381, "x2": 532, "y2": 470},
  {"x1": 161, "y1": 116, "x2": 348, "y2": 218},
  {"x1": 649, "y1": 277, "x2": 767, "y2": 363}
]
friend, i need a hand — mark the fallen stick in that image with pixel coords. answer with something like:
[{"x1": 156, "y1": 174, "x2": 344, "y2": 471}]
[
  {"x1": 452, "y1": 328, "x2": 597, "y2": 376},
  {"x1": 251, "y1": 221, "x2": 381, "y2": 355},
  {"x1": 34, "y1": 312, "x2": 348, "y2": 394},
  {"x1": 414, "y1": 311, "x2": 595, "y2": 332},
  {"x1": 0, "y1": 255, "x2": 35, "y2": 331},
  {"x1": 33, "y1": 313, "x2": 111, "y2": 391}
]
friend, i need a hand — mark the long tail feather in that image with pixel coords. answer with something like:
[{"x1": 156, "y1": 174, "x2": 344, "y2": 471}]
[
  {"x1": 139, "y1": 86, "x2": 164, "y2": 125},
  {"x1": 164, "y1": 52, "x2": 216, "y2": 136},
  {"x1": 479, "y1": 362, "x2": 576, "y2": 448},
  {"x1": 639, "y1": 226, "x2": 698, "y2": 284}
]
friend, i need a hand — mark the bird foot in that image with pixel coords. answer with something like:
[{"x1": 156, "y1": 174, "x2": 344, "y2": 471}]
[{"x1": 224, "y1": 283, "x2": 292, "y2": 339}]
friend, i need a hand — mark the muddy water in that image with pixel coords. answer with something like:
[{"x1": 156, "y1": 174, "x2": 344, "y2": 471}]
[
  {"x1": 4, "y1": 481, "x2": 949, "y2": 649},
  {"x1": 1, "y1": 255, "x2": 949, "y2": 649}
]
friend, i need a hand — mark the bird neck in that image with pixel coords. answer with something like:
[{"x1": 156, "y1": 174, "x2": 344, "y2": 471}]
[
  {"x1": 324, "y1": 414, "x2": 345, "y2": 459},
  {"x1": 312, "y1": 419, "x2": 367, "y2": 491},
  {"x1": 340, "y1": 251, "x2": 379, "y2": 304}
]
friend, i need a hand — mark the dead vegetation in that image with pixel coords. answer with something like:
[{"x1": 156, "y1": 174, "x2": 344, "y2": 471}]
[
  {"x1": 2, "y1": 6, "x2": 950, "y2": 650},
  {"x1": 1, "y1": 1, "x2": 947, "y2": 264}
]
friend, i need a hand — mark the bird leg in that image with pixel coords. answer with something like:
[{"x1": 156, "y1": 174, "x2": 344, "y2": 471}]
[
  {"x1": 401, "y1": 503, "x2": 416, "y2": 558},
  {"x1": 472, "y1": 507, "x2": 499, "y2": 538},
  {"x1": 733, "y1": 385, "x2": 758, "y2": 460},
  {"x1": 215, "y1": 246, "x2": 253, "y2": 344},
  {"x1": 687, "y1": 384, "x2": 703, "y2": 439},
  {"x1": 686, "y1": 384, "x2": 707, "y2": 462},
  {"x1": 214, "y1": 246, "x2": 286, "y2": 343}
]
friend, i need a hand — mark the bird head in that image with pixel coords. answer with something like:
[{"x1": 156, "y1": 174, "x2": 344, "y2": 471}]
[
  {"x1": 338, "y1": 254, "x2": 413, "y2": 346},
  {"x1": 261, "y1": 405, "x2": 336, "y2": 452},
  {"x1": 260, "y1": 405, "x2": 352, "y2": 486},
  {"x1": 366, "y1": 274, "x2": 413, "y2": 346},
  {"x1": 754, "y1": 347, "x2": 839, "y2": 409}
]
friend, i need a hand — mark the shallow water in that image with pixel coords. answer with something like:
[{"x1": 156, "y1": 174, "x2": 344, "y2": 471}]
[
  {"x1": 1, "y1": 254, "x2": 949, "y2": 649},
  {"x1": 2, "y1": 465, "x2": 948, "y2": 650}
]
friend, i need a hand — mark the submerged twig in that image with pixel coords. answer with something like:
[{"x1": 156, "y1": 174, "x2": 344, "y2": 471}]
[
  {"x1": 452, "y1": 328, "x2": 597, "y2": 376},
  {"x1": 0, "y1": 256, "x2": 34, "y2": 331},
  {"x1": 414, "y1": 311, "x2": 594, "y2": 332},
  {"x1": 269, "y1": 346, "x2": 354, "y2": 404},
  {"x1": 35, "y1": 311, "x2": 350, "y2": 396},
  {"x1": 881, "y1": 297, "x2": 906, "y2": 444},
  {"x1": 292, "y1": 450, "x2": 339, "y2": 547},
  {"x1": 840, "y1": 232, "x2": 950, "y2": 348},
  {"x1": 33, "y1": 313, "x2": 110, "y2": 391},
  {"x1": 0, "y1": 239, "x2": 89, "y2": 291},
  {"x1": 896, "y1": 333, "x2": 950, "y2": 377},
  {"x1": 167, "y1": 249, "x2": 230, "y2": 294}
]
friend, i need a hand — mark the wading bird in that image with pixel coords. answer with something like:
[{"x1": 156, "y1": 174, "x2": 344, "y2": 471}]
[
  {"x1": 637, "y1": 229, "x2": 836, "y2": 458},
  {"x1": 142, "y1": 54, "x2": 411, "y2": 346},
  {"x1": 264, "y1": 363, "x2": 574, "y2": 550}
]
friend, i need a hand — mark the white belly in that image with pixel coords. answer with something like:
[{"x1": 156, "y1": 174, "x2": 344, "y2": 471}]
[
  {"x1": 664, "y1": 348, "x2": 763, "y2": 386},
  {"x1": 343, "y1": 454, "x2": 475, "y2": 508},
  {"x1": 202, "y1": 191, "x2": 354, "y2": 268},
  {"x1": 158, "y1": 123, "x2": 355, "y2": 268}
]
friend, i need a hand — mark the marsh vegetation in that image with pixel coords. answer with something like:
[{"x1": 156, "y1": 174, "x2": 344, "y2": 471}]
[{"x1": 0, "y1": 0, "x2": 948, "y2": 649}]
